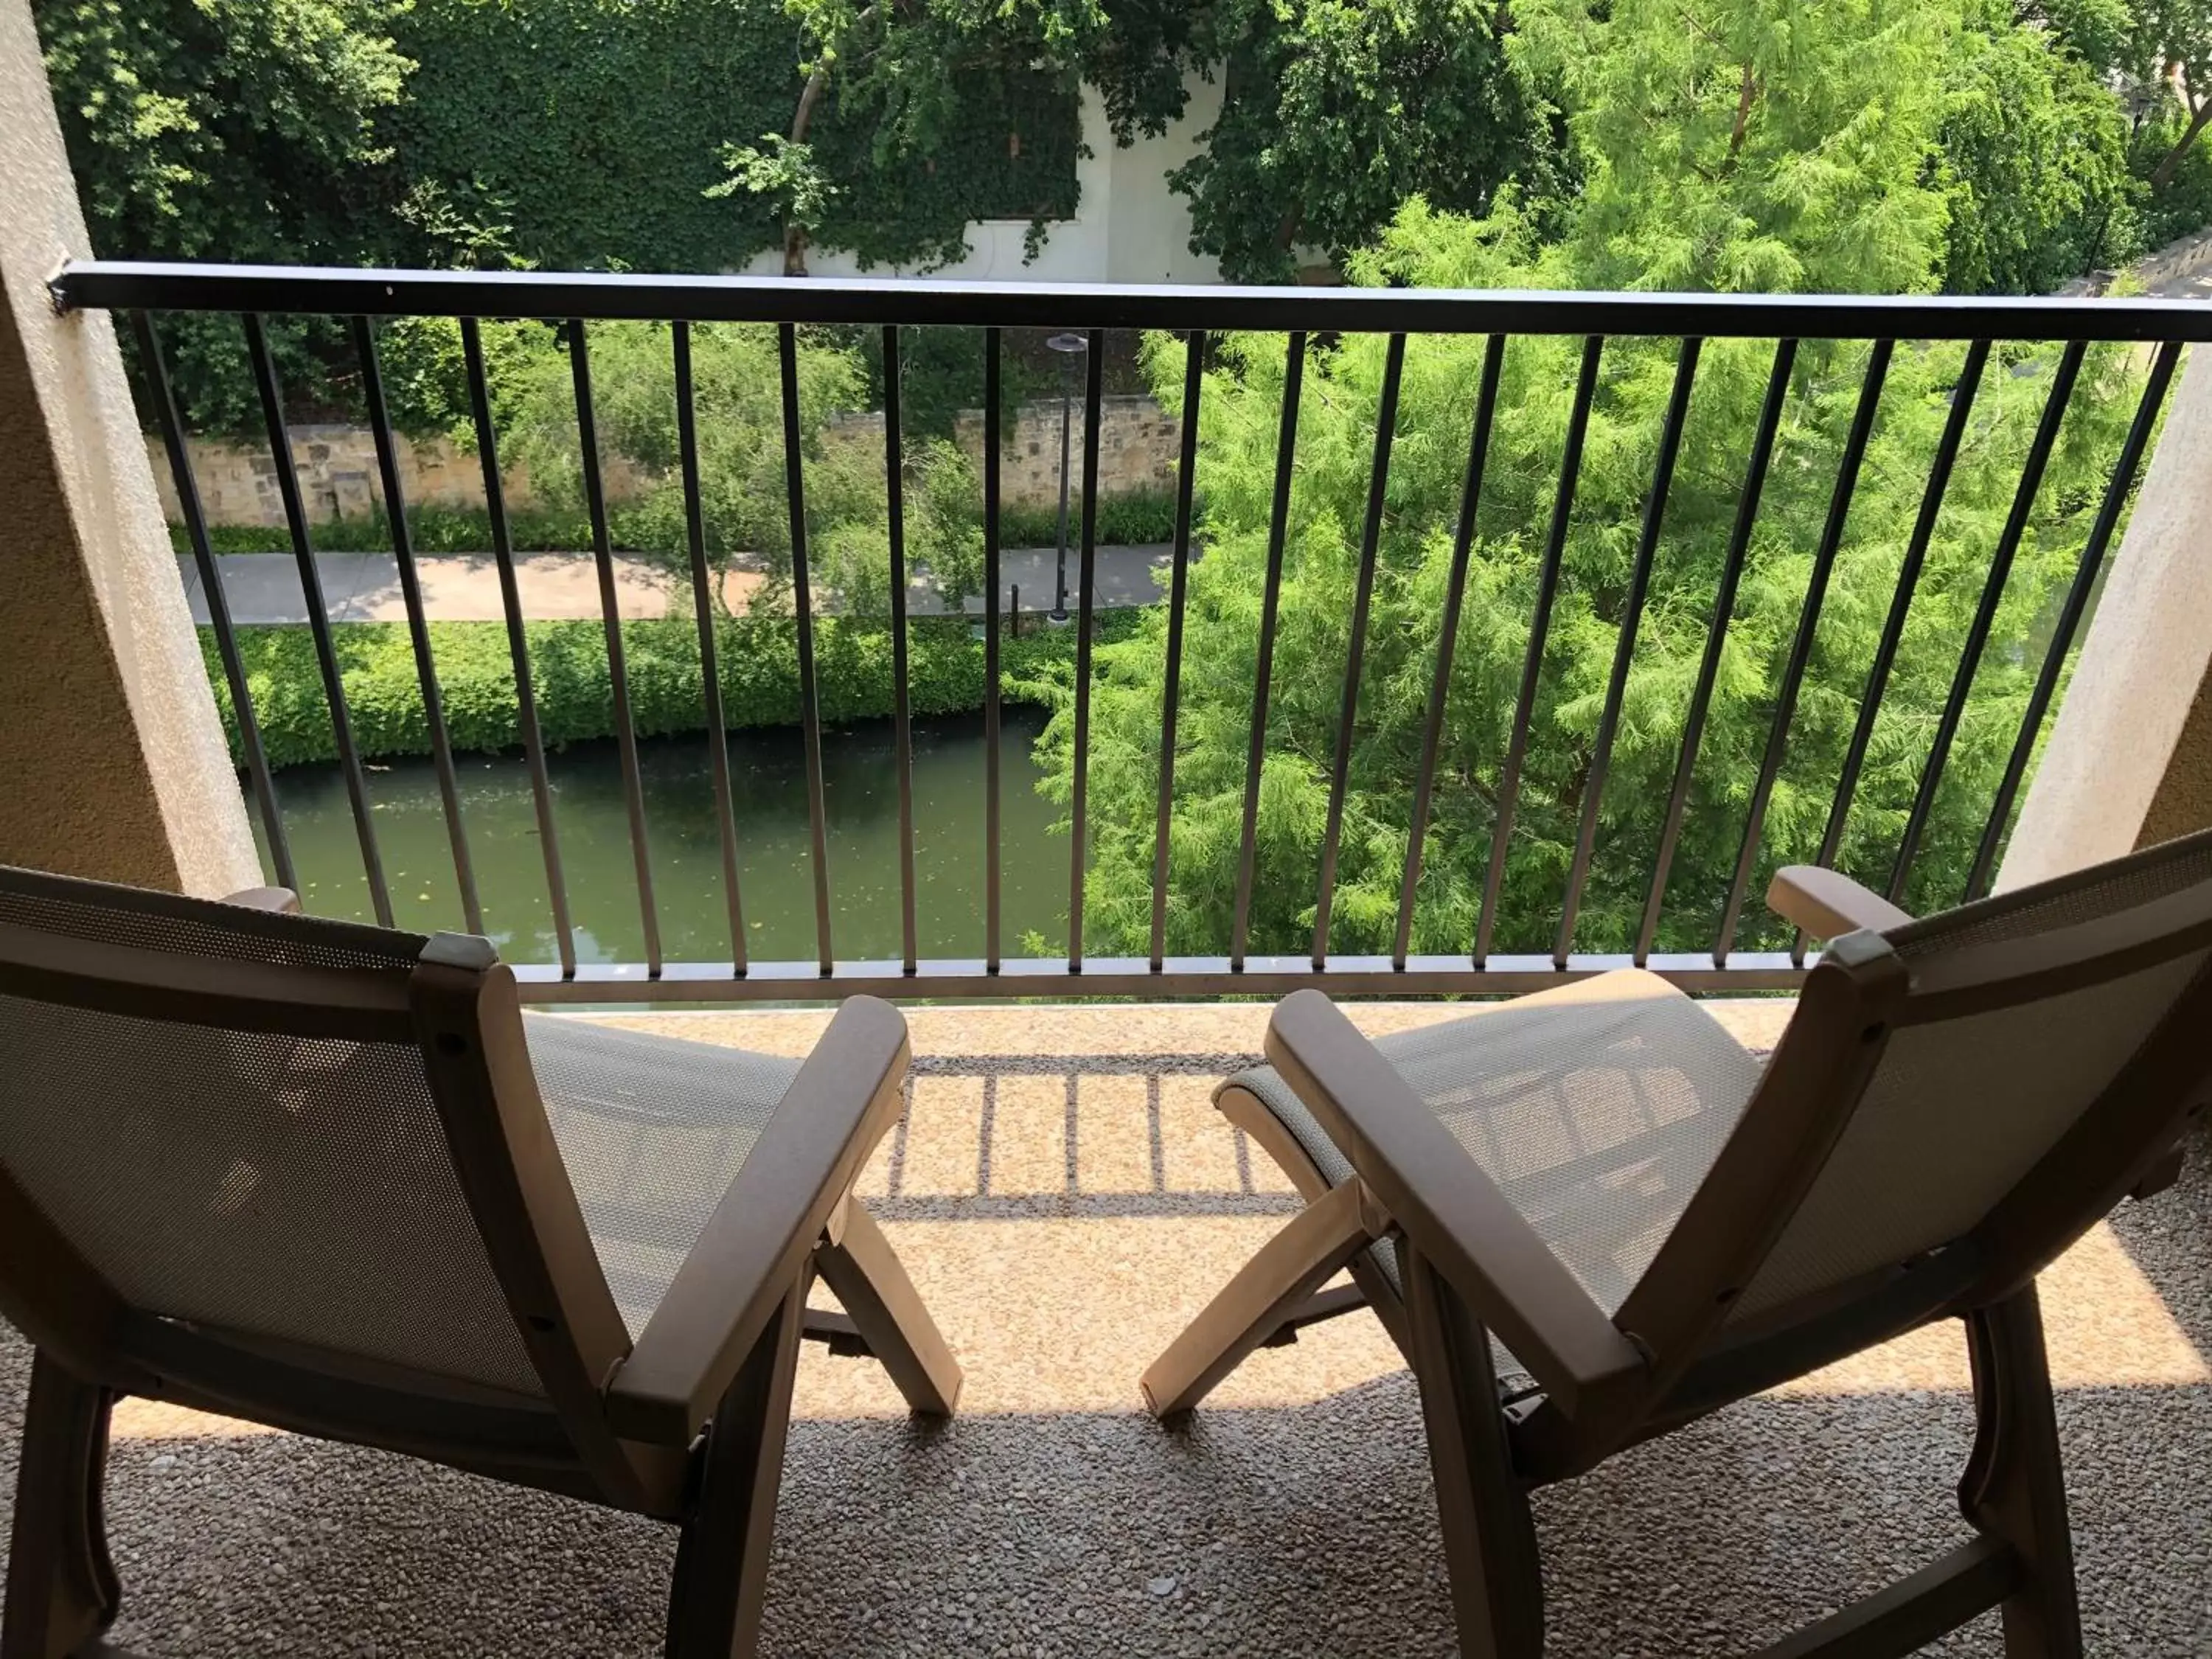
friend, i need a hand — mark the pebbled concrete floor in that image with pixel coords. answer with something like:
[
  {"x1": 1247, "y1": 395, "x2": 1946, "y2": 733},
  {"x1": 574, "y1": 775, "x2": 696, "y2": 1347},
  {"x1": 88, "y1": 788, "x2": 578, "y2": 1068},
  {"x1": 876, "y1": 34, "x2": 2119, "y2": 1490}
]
[{"x1": 4, "y1": 1002, "x2": 2206, "y2": 1657}]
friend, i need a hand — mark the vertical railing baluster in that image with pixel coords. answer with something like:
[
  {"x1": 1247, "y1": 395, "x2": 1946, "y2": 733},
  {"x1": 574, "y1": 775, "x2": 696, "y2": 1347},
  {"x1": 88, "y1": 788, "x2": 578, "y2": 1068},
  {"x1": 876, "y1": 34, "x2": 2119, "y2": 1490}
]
[
  {"x1": 1966, "y1": 338, "x2": 2183, "y2": 902},
  {"x1": 1635, "y1": 337, "x2": 1796, "y2": 964},
  {"x1": 984, "y1": 327, "x2": 1003, "y2": 974},
  {"x1": 780, "y1": 322, "x2": 835, "y2": 973},
  {"x1": 1228, "y1": 331, "x2": 1307, "y2": 970},
  {"x1": 1888, "y1": 338, "x2": 2088, "y2": 905},
  {"x1": 1150, "y1": 330, "x2": 1204, "y2": 971},
  {"x1": 1397, "y1": 334, "x2": 1506, "y2": 969},
  {"x1": 1554, "y1": 335, "x2": 1702, "y2": 967},
  {"x1": 1712, "y1": 338, "x2": 1896, "y2": 963},
  {"x1": 353, "y1": 315, "x2": 481, "y2": 933},
  {"x1": 1795, "y1": 338, "x2": 1992, "y2": 962},
  {"x1": 674, "y1": 321, "x2": 748, "y2": 973},
  {"x1": 883, "y1": 325, "x2": 919, "y2": 974},
  {"x1": 137, "y1": 312, "x2": 295, "y2": 892},
  {"x1": 462, "y1": 317, "x2": 575, "y2": 973},
  {"x1": 569, "y1": 319, "x2": 663, "y2": 975},
  {"x1": 1474, "y1": 334, "x2": 1604, "y2": 966},
  {"x1": 1067, "y1": 327, "x2": 1105, "y2": 971},
  {"x1": 1313, "y1": 332, "x2": 1405, "y2": 967},
  {"x1": 244, "y1": 313, "x2": 393, "y2": 927}
]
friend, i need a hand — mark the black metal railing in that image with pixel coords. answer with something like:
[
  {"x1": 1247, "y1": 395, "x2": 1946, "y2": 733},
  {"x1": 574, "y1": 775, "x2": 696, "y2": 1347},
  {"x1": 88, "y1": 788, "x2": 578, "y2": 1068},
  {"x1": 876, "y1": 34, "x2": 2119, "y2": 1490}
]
[{"x1": 56, "y1": 260, "x2": 2205, "y2": 1003}]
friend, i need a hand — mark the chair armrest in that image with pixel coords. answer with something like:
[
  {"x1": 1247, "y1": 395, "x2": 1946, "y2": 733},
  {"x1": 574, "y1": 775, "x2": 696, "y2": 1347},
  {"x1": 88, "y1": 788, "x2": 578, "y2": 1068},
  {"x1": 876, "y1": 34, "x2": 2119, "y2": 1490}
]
[
  {"x1": 223, "y1": 886, "x2": 302, "y2": 914},
  {"x1": 1766, "y1": 866, "x2": 1912, "y2": 941},
  {"x1": 604, "y1": 997, "x2": 910, "y2": 1444},
  {"x1": 1265, "y1": 990, "x2": 1648, "y2": 1419}
]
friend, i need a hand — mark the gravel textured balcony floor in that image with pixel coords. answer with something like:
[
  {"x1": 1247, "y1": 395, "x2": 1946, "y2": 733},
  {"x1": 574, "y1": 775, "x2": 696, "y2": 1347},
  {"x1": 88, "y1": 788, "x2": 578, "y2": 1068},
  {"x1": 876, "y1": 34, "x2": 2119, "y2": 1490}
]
[{"x1": 4, "y1": 1002, "x2": 2205, "y2": 1657}]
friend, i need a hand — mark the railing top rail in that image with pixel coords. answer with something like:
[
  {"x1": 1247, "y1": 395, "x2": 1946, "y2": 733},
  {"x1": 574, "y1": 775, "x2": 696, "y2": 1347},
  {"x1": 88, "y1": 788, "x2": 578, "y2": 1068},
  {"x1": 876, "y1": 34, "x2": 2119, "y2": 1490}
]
[{"x1": 51, "y1": 259, "x2": 2212, "y2": 343}]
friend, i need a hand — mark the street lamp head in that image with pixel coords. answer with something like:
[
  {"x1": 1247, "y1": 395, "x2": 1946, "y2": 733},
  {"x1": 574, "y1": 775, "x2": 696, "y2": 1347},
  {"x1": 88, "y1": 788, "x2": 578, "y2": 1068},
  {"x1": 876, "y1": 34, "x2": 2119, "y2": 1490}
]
[{"x1": 1045, "y1": 332, "x2": 1089, "y2": 354}]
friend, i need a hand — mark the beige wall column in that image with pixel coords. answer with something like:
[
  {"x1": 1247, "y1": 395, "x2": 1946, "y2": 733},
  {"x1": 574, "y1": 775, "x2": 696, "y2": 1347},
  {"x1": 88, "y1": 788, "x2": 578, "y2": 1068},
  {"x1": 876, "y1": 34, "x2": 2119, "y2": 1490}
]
[
  {"x1": 0, "y1": 0, "x2": 259, "y2": 895},
  {"x1": 1998, "y1": 345, "x2": 2212, "y2": 889}
]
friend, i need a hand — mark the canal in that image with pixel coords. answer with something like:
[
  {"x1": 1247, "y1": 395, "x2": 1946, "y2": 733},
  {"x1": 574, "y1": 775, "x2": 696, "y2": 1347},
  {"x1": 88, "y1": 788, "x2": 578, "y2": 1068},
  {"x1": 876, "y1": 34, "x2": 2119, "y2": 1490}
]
[{"x1": 256, "y1": 707, "x2": 1068, "y2": 969}]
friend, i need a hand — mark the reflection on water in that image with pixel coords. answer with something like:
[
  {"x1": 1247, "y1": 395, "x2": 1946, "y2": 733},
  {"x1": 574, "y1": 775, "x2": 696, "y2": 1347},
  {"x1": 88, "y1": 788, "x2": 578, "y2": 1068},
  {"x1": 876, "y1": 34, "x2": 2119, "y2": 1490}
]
[{"x1": 254, "y1": 708, "x2": 1066, "y2": 967}]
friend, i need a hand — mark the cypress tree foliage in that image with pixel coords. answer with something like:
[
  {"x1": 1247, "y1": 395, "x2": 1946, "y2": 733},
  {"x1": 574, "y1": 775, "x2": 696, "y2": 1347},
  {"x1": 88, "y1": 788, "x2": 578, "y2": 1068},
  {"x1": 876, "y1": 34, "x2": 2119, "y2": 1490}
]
[{"x1": 1032, "y1": 0, "x2": 2153, "y2": 963}]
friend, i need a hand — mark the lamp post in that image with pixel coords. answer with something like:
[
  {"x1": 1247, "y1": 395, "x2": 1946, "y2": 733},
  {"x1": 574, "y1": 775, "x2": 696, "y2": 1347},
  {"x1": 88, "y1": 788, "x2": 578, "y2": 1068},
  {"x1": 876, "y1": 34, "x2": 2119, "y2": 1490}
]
[{"x1": 1045, "y1": 331, "x2": 1088, "y2": 624}]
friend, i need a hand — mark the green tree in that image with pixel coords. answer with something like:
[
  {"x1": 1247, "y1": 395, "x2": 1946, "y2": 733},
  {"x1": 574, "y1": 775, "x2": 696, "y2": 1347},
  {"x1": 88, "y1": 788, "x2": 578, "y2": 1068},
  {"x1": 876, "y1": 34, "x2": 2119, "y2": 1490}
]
[
  {"x1": 1088, "y1": 0, "x2": 1563, "y2": 282},
  {"x1": 1031, "y1": 0, "x2": 2152, "y2": 962},
  {"x1": 711, "y1": 0, "x2": 1099, "y2": 274},
  {"x1": 36, "y1": 0, "x2": 415, "y2": 431},
  {"x1": 2126, "y1": 0, "x2": 2212, "y2": 189},
  {"x1": 1513, "y1": 0, "x2": 1954, "y2": 293},
  {"x1": 483, "y1": 319, "x2": 990, "y2": 610},
  {"x1": 2038, "y1": 0, "x2": 2212, "y2": 243},
  {"x1": 36, "y1": 0, "x2": 411, "y2": 262},
  {"x1": 1935, "y1": 0, "x2": 2141, "y2": 291}
]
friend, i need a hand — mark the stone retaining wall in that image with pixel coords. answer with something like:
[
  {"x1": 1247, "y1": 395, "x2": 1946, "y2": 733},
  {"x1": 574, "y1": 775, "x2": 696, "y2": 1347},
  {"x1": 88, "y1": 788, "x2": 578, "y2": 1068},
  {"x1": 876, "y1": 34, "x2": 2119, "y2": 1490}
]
[{"x1": 147, "y1": 394, "x2": 1181, "y2": 527}]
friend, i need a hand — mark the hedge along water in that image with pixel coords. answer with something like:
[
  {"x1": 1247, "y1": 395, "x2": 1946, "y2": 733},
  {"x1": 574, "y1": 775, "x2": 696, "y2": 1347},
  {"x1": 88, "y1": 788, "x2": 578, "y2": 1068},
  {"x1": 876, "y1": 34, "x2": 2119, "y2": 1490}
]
[{"x1": 208, "y1": 613, "x2": 1127, "y2": 964}]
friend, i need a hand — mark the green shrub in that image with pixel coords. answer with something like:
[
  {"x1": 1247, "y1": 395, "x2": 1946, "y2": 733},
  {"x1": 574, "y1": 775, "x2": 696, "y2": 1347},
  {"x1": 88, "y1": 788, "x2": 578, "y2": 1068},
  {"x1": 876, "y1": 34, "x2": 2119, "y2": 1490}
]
[
  {"x1": 201, "y1": 613, "x2": 1144, "y2": 769},
  {"x1": 171, "y1": 503, "x2": 643, "y2": 557},
  {"x1": 171, "y1": 484, "x2": 1184, "y2": 559},
  {"x1": 994, "y1": 487, "x2": 1181, "y2": 549}
]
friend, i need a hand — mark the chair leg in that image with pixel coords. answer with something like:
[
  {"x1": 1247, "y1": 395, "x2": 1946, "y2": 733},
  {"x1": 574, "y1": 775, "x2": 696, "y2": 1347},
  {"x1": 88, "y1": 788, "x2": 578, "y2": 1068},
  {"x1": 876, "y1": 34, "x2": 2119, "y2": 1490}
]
[
  {"x1": 664, "y1": 1282, "x2": 807, "y2": 1659},
  {"x1": 813, "y1": 1196, "x2": 962, "y2": 1416},
  {"x1": 1139, "y1": 1176, "x2": 1380, "y2": 1418},
  {"x1": 1401, "y1": 1242, "x2": 1544, "y2": 1659},
  {"x1": 3, "y1": 1352, "x2": 120, "y2": 1659},
  {"x1": 1959, "y1": 1285, "x2": 2082, "y2": 1659}
]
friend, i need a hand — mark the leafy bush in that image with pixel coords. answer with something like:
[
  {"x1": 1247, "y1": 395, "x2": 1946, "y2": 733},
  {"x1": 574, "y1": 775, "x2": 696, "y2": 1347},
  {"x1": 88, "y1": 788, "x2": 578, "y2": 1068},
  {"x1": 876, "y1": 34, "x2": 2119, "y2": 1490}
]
[
  {"x1": 995, "y1": 488, "x2": 1181, "y2": 549},
  {"x1": 201, "y1": 613, "x2": 1144, "y2": 770},
  {"x1": 172, "y1": 487, "x2": 1184, "y2": 557},
  {"x1": 2135, "y1": 110, "x2": 2212, "y2": 253}
]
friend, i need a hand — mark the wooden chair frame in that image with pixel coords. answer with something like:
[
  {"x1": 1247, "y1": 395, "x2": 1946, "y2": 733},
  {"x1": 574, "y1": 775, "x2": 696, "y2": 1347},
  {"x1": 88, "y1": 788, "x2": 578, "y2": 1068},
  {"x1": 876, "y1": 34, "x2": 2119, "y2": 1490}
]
[
  {"x1": 1143, "y1": 845, "x2": 2212, "y2": 1659},
  {"x1": 0, "y1": 874, "x2": 961, "y2": 1659}
]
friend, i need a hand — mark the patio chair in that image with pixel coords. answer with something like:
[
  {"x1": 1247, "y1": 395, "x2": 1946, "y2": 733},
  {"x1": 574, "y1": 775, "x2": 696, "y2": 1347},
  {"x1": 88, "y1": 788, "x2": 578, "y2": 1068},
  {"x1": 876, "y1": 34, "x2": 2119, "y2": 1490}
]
[
  {"x1": 0, "y1": 866, "x2": 961, "y2": 1659},
  {"x1": 1140, "y1": 829, "x2": 2212, "y2": 1658}
]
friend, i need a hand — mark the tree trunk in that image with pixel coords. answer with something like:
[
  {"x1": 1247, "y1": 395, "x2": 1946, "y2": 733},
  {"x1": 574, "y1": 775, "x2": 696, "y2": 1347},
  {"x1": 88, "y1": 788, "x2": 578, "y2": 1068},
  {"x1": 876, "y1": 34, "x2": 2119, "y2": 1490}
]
[
  {"x1": 1726, "y1": 63, "x2": 1759, "y2": 168},
  {"x1": 2151, "y1": 94, "x2": 2212, "y2": 192},
  {"x1": 783, "y1": 61, "x2": 833, "y2": 276}
]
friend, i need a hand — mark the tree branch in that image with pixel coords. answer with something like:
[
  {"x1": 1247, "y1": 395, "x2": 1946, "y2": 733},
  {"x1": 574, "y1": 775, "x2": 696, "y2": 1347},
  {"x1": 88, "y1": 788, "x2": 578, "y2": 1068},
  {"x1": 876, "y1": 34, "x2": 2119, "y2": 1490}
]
[
  {"x1": 783, "y1": 2, "x2": 883, "y2": 274},
  {"x1": 1727, "y1": 62, "x2": 1759, "y2": 166},
  {"x1": 1677, "y1": 7, "x2": 1728, "y2": 50},
  {"x1": 2149, "y1": 77, "x2": 2212, "y2": 191}
]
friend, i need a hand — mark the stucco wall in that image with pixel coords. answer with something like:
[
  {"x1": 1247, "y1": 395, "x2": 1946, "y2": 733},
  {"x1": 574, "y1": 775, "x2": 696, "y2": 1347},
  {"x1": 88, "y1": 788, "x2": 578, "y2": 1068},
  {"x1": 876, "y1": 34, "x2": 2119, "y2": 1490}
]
[
  {"x1": 1998, "y1": 347, "x2": 2212, "y2": 887},
  {"x1": 740, "y1": 79, "x2": 1225, "y2": 284},
  {"x1": 0, "y1": 0, "x2": 259, "y2": 894}
]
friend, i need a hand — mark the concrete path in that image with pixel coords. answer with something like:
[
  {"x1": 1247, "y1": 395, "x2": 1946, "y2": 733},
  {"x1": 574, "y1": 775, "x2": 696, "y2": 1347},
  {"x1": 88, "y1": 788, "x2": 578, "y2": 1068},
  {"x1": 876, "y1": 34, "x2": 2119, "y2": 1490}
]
[{"x1": 176, "y1": 543, "x2": 1179, "y2": 625}]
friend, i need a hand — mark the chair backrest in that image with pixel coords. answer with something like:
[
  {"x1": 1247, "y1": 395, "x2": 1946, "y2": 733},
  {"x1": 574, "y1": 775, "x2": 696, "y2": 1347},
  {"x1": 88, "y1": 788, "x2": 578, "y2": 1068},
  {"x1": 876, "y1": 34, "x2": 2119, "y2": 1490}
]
[
  {"x1": 0, "y1": 869, "x2": 629, "y2": 1447},
  {"x1": 1621, "y1": 829, "x2": 2212, "y2": 1412}
]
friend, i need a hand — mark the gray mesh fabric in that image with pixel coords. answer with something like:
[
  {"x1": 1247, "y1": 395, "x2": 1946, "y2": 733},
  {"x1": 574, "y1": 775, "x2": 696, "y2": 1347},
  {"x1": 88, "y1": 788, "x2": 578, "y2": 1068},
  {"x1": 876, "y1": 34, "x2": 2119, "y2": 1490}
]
[
  {"x1": 526, "y1": 1015, "x2": 802, "y2": 1340},
  {"x1": 0, "y1": 994, "x2": 545, "y2": 1397},
  {"x1": 0, "y1": 869, "x2": 544, "y2": 1394},
  {"x1": 1885, "y1": 831, "x2": 2212, "y2": 960},
  {"x1": 0, "y1": 869, "x2": 425, "y2": 971},
  {"x1": 1222, "y1": 972, "x2": 1765, "y2": 1352},
  {"x1": 1735, "y1": 945, "x2": 2210, "y2": 1321},
  {"x1": 1731, "y1": 833, "x2": 2212, "y2": 1321}
]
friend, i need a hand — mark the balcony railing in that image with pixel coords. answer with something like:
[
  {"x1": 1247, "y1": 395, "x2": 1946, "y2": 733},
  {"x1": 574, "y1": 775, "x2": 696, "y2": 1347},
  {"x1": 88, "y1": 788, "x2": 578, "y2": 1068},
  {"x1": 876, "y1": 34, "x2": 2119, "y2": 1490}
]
[{"x1": 52, "y1": 260, "x2": 2211, "y2": 1002}]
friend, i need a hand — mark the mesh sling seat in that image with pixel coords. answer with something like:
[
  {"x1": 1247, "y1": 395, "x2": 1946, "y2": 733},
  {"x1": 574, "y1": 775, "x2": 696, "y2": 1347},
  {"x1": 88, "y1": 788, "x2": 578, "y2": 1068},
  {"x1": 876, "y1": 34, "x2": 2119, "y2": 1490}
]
[
  {"x1": 1140, "y1": 829, "x2": 2212, "y2": 1659},
  {"x1": 0, "y1": 867, "x2": 961, "y2": 1659}
]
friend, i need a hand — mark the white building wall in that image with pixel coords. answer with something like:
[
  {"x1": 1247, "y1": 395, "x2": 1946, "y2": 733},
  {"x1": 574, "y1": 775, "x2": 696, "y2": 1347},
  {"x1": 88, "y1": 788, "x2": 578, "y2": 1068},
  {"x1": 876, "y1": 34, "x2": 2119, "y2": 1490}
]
[{"x1": 744, "y1": 77, "x2": 1223, "y2": 284}]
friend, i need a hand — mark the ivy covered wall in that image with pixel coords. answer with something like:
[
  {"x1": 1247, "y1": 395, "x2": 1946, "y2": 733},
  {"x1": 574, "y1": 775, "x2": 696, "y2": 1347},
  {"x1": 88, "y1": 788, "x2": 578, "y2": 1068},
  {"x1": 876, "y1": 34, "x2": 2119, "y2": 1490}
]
[{"x1": 387, "y1": 0, "x2": 1082, "y2": 274}]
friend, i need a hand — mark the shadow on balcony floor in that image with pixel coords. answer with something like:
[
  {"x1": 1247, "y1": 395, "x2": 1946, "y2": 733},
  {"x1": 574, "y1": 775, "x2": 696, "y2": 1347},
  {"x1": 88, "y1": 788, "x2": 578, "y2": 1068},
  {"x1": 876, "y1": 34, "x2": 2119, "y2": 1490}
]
[{"x1": 1, "y1": 1004, "x2": 2202, "y2": 1657}]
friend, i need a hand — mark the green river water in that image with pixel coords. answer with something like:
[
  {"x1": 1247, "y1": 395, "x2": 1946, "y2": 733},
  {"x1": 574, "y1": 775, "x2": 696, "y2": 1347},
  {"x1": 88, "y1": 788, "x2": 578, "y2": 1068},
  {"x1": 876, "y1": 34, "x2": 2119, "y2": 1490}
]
[{"x1": 254, "y1": 708, "x2": 1066, "y2": 970}]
